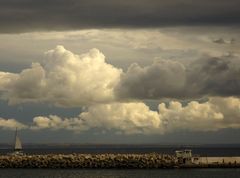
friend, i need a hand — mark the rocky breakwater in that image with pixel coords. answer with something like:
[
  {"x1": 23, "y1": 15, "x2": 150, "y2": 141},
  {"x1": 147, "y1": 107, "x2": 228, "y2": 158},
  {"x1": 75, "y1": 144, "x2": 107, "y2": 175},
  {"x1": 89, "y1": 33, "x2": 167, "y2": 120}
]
[{"x1": 0, "y1": 153, "x2": 176, "y2": 168}]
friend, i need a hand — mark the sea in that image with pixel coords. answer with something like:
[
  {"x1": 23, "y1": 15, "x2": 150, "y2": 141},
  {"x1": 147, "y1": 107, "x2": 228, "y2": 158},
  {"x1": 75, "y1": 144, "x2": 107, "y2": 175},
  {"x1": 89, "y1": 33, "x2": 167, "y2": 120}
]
[
  {"x1": 1, "y1": 144, "x2": 240, "y2": 156},
  {"x1": 0, "y1": 169, "x2": 240, "y2": 178},
  {"x1": 0, "y1": 145, "x2": 240, "y2": 178}
]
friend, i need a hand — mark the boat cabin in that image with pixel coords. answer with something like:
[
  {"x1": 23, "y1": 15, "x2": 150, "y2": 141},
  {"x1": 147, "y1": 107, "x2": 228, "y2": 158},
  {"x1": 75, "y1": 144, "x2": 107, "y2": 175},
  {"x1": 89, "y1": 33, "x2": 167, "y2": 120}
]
[{"x1": 175, "y1": 149, "x2": 192, "y2": 164}]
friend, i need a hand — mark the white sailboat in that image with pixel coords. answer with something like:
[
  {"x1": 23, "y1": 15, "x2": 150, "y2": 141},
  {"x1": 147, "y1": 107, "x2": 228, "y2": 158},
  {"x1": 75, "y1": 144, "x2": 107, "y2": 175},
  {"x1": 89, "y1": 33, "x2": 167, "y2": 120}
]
[
  {"x1": 12, "y1": 128, "x2": 24, "y2": 155},
  {"x1": 14, "y1": 128, "x2": 22, "y2": 151}
]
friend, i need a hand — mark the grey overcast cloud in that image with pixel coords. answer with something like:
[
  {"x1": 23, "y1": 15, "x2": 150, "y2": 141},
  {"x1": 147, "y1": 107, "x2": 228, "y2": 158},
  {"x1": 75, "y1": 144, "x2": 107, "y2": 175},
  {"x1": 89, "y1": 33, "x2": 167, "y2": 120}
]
[
  {"x1": 0, "y1": 0, "x2": 240, "y2": 32},
  {"x1": 0, "y1": 0, "x2": 239, "y2": 144}
]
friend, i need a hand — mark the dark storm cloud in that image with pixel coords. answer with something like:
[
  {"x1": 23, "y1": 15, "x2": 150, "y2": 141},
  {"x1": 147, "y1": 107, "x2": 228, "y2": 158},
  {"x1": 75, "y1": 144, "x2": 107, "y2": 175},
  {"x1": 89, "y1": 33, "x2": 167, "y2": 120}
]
[
  {"x1": 0, "y1": 0, "x2": 240, "y2": 33},
  {"x1": 115, "y1": 55, "x2": 240, "y2": 100},
  {"x1": 187, "y1": 56, "x2": 240, "y2": 97}
]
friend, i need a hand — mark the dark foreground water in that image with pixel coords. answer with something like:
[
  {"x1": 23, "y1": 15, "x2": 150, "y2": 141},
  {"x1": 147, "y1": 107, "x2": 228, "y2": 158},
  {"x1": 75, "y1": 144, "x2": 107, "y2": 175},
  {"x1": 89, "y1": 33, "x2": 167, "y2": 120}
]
[{"x1": 0, "y1": 169, "x2": 239, "y2": 178}]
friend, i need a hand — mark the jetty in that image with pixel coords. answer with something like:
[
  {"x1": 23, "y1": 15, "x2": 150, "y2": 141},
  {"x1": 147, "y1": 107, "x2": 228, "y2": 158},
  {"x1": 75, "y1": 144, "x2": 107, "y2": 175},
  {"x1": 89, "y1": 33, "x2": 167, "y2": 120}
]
[
  {"x1": 0, "y1": 152, "x2": 239, "y2": 168},
  {"x1": 0, "y1": 131, "x2": 239, "y2": 169}
]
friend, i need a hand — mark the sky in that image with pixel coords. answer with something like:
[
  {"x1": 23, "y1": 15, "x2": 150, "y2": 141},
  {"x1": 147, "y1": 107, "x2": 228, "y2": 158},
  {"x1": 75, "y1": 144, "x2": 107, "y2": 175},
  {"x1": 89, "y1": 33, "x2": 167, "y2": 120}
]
[{"x1": 0, "y1": 0, "x2": 240, "y2": 144}]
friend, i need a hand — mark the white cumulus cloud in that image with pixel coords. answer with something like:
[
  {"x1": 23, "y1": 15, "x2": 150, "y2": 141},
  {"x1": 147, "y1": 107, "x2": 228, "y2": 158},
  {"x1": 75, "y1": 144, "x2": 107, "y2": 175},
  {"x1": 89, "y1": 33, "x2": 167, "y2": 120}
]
[
  {"x1": 159, "y1": 97, "x2": 240, "y2": 132},
  {"x1": 0, "y1": 46, "x2": 122, "y2": 107},
  {"x1": 31, "y1": 115, "x2": 89, "y2": 131},
  {"x1": 0, "y1": 118, "x2": 27, "y2": 130},
  {"x1": 32, "y1": 102, "x2": 162, "y2": 134}
]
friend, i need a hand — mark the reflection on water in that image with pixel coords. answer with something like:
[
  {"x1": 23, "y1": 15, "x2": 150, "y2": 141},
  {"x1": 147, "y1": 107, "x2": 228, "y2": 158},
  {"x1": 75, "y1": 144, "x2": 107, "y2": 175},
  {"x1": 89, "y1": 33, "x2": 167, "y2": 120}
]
[{"x1": 0, "y1": 169, "x2": 239, "y2": 178}]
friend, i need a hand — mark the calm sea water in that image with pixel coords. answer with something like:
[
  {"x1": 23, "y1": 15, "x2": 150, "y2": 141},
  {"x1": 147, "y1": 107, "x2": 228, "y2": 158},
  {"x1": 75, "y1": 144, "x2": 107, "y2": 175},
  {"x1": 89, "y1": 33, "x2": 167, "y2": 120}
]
[
  {"x1": 0, "y1": 169, "x2": 239, "y2": 178},
  {"x1": 1, "y1": 145, "x2": 240, "y2": 156}
]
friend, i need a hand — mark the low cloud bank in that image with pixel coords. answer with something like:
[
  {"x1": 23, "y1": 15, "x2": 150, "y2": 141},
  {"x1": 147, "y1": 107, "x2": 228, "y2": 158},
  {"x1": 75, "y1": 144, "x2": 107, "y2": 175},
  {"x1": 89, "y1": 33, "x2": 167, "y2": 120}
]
[
  {"x1": 1, "y1": 97, "x2": 239, "y2": 134},
  {"x1": 31, "y1": 97, "x2": 240, "y2": 134}
]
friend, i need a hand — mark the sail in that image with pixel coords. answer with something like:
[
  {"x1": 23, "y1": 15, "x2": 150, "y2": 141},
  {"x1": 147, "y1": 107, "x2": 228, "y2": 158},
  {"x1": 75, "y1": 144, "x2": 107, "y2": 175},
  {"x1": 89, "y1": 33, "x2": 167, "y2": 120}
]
[{"x1": 14, "y1": 128, "x2": 22, "y2": 150}]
